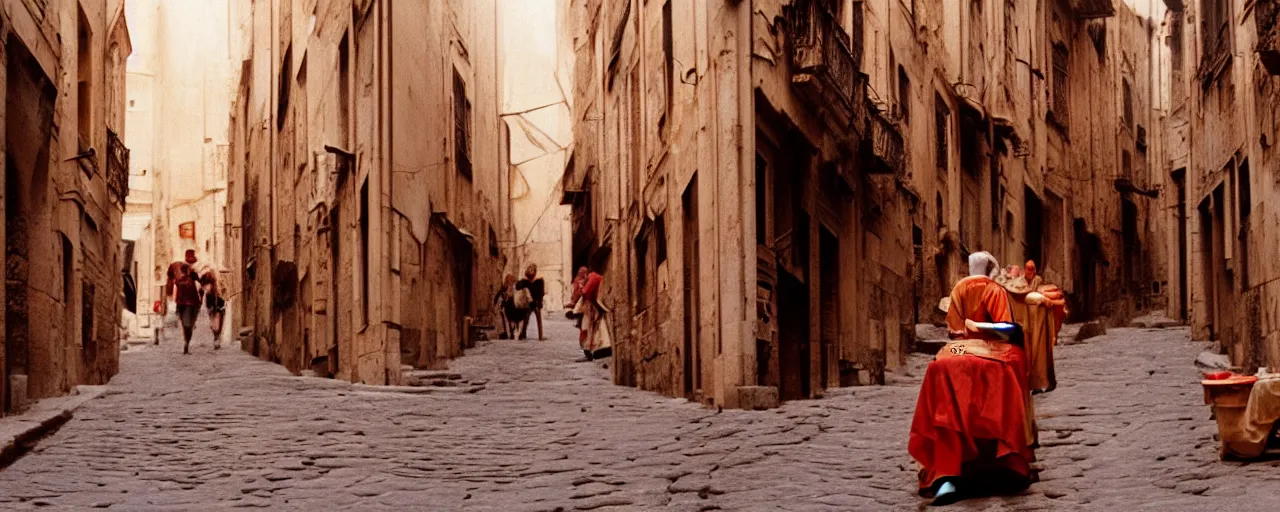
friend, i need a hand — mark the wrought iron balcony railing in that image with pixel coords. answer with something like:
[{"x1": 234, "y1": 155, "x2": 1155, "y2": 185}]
[
  {"x1": 865, "y1": 108, "x2": 905, "y2": 175},
  {"x1": 788, "y1": 0, "x2": 864, "y2": 136},
  {"x1": 107, "y1": 129, "x2": 130, "y2": 207},
  {"x1": 1257, "y1": 0, "x2": 1280, "y2": 75}
]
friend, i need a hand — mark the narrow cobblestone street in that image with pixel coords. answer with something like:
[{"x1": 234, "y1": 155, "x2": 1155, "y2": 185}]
[{"x1": 0, "y1": 317, "x2": 1277, "y2": 511}]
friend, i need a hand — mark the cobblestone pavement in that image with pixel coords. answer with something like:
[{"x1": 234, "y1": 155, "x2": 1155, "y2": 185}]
[{"x1": 1, "y1": 313, "x2": 1278, "y2": 511}]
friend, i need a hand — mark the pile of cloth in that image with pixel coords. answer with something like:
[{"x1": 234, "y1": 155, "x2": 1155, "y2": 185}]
[{"x1": 1203, "y1": 370, "x2": 1280, "y2": 459}]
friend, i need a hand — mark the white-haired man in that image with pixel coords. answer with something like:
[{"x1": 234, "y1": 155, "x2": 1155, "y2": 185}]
[{"x1": 909, "y1": 251, "x2": 1034, "y2": 505}]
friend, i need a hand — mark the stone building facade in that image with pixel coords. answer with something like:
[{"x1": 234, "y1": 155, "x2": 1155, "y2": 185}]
[
  {"x1": 1159, "y1": 0, "x2": 1280, "y2": 371},
  {"x1": 1, "y1": 0, "x2": 131, "y2": 415},
  {"x1": 563, "y1": 0, "x2": 1167, "y2": 408},
  {"x1": 225, "y1": 0, "x2": 508, "y2": 383}
]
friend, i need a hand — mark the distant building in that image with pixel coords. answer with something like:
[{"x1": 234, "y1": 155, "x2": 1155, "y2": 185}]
[
  {"x1": 225, "y1": 0, "x2": 509, "y2": 383},
  {"x1": 502, "y1": 0, "x2": 575, "y2": 313},
  {"x1": 563, "y1": 0, "x2": 1166, "y2": 408},
  {"x1": 1, "y1": 0, "x2": 132, "y2": 414},
  {"x1": 122, "y1": 0, "x2": 238, "y2": 341}
]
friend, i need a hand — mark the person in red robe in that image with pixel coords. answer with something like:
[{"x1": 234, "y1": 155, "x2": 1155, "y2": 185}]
[{"x1": 909, "y1": 251, "x2": 1035, "y2": 505}]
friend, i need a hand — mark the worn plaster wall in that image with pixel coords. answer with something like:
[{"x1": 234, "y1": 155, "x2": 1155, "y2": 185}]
[
  {"x1": 1166, "y1": 0, "x2": 1280, "y2": 371},
  {"x1": 875, "y1": 0, "x2": 1164, "y2": 326},
  {"x1": 1, "y1": 0, "x2": 128, "y2": 415},
  {"x1": 564, "y1": 0, "x2": 1174, "y2": 408},
  {"x1": 225, "y1": 0, "x2": 507, "y2": 383}
]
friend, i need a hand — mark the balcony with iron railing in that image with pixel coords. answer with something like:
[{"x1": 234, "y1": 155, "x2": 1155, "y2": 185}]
[
  {"x1": 1258, "y1": 0, "x2": 1280, "y2": 75},
  {"x1": 787, "y1": 0, "x2": 865, "y2": 139},
  {"x1": 863, "y1": 106, "x2": 905, "y2": 176},
  {"x1": 107, "y1": 129, "x2": 130, "y2": 207}
]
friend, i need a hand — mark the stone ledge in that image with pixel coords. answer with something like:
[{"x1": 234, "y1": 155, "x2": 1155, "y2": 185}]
[
  {"x1": 736, "y1": 386, "x2": 780, "y2": 411},
  {"x1": 0, "y1": 385, "x2": 108, "y2": 469}
]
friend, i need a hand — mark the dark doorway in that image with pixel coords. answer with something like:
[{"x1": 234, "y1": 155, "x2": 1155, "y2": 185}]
[
  {"x1": 62, "y1": 235, "x2": 76, "y2": 354},
  {"x1": 1024, "y1": 187, "x2": 1044, "y2": 265},
  {"x1": 1198, "y1": 183, "x2": 1230, "y2": 342},
  {"x1": 911, "y1": 224, "x2": 923, "y2": 325},
  {"x1": 1072, "y1": 219, "x2": 1098, "y2": 320},
  {"x1": 1121, "y1": 198, "x2": 1139, "y2": 295},
  {"x1": 681, "y1": 176, "x2": 701, "y2": 398},
  {"x1": 5, "y1": 157, "x2": 30, "y2": 414},
  {"x1": 1236, "y1": 159, "x2": 1251, "y2": 288},
  {"x1": 1199, "y1": 183, "x2": 1229, "y2": 343},
  {"x1": 819, "y1": 227, "x2": 839, "y2": 392},
  {"x1": 1198, "y1": 196, "x2": 1215, "y2": 339},
  {"x1": 329, "y1": 207, "x2": 342, "y2": 376},
  {"x1": 1172, "y1": 169, "x2": 1187, "y2": 320},
  {"x1": 777, "y1": 273, "x2": 810, "y2": 402},
  {"x1": 5, "y1": 38, "x2": 57, "y2": 414},
  {"x1": 450, "y1": 232, "x2": 474, "y2": 352}
]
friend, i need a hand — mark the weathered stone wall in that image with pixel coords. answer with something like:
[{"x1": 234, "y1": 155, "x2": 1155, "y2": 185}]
[
  {"x1": 1165, "y1": 0, "x2": 1280, "y2": 371},
  {"x1": 875, "y1": 0, "x2": 1164, "y2": 326},
  {"x1": 566, "y1": 0, "x2": 1169, "y2": 407},
  {"x1": 1, "y1": 0, "x2": 128, "y2": 415},
  {"x1": 225, "y1": 0, "x2": 506, "y2": 383}
]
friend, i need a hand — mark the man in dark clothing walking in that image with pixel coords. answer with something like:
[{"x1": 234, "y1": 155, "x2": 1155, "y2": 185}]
[
  {"x1": 167, "y1": 250, "x2": 204, "y2": 354},
  {"x1": 516, "y1": 264, "x2": 546, "y2": 340}
]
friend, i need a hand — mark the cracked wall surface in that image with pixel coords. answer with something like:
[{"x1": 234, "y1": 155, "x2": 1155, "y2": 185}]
[
  {"x1": 2, "y1": 0, "x2": 129, "y2": 415},
  {"x1": 225, "y1": 0, "x2": 507, "y2": 382},
  {"x1": 564, "y1": 0, "x2": 1173, "y2": 408},
  {"x1": 1159, "y1": 0, "x2": 1280, "y2": 371}
]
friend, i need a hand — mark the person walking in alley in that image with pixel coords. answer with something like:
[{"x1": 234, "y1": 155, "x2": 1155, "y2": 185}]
[
  {"x1": 199, "y1": 264, "x2": 226, "y2": 349},
  {"x1": 565, "y1": 266, "x2": 588, "y2": 323},
  {"x1": 578, "y1": 269, "x2": 611, "y2": 361},
  {"x1": 166, "y1": 250, "x2": 204, "y2": 354},
  {"x1": 494, "y1": 273, "x2": 531, "y2": 340},
  {"x1": 516, "y1": 264, "x2": 546, "y2": 340},
  {"x1": 910, "y1": 251, "x2": 1034, "y2": 506}
]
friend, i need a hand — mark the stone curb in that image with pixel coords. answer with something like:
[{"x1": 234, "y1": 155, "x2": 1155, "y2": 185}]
[{"x1": 0, "y1": 385, "x2": 108, "y2": 470}]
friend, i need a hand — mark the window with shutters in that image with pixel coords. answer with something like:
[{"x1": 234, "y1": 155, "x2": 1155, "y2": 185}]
[
  {"x1": 77, "y1": 6, "x2": 94, "y2": 150},
  {"x1": 1170, "y1": 12, "x2": 1185, "y2": 105},
  {"x1": 82, "y1": 281, "x2": 95, "y2": 351},
  {"x1": 1051, "y1": 44, "x2": 1069, "y2": 127},
  {"x1": 338, "y1": 32, "x2": 351, "y2": 146},
  {"x1": 605, "y1": 0, "x2": 630, "y2": 89},
  {"x1": 897, "y1": 66, "x2": 911, "y2": 124},
  {"x1": 278, "y1": 45, "x2": 292, "y2": 131},
  {"x1": 453, "y1": 69, "x2": 472, "y2": 179},
  {"x1": 1123, "y1": 78, "x2": 1133, "y2": 130},
  {"x1": 1201, "y1": 0, "x2": 1230, "y2": 71},
  {"x1": 635, "y1": 227, "x2": 651, "y2": 311},
  {"x1": 935, "y1": 193, "x2": 944, "y2": 229},
  {"x1": 935, "y1": 95, "x2": 950, "y2": 172},
  {"x1": 660, "y1": 0, "x2": 673, "y2": 139}
]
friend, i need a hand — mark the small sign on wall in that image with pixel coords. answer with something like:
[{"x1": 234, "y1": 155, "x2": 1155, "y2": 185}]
[{"x1": 178, "y1": 222, "x2": 196, "y2": 240}]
